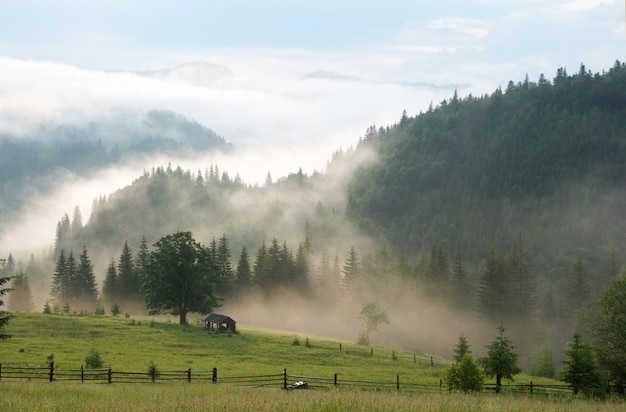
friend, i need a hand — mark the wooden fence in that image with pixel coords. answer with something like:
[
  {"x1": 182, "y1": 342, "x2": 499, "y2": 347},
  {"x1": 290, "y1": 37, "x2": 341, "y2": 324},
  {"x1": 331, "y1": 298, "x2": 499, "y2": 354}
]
[{"x1": 0, "y1": 362, "x2": 575, "y2": 395}]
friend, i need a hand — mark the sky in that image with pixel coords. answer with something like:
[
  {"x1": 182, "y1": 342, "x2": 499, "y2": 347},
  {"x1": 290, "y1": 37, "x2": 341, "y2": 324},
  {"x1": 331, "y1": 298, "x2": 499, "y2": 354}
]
[{"x1": 0, "y1": 0, "x2": 624, "y2": 197}]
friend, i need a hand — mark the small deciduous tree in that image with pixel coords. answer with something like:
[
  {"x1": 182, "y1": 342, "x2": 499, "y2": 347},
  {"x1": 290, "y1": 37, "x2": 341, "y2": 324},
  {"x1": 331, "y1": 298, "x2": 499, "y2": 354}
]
[
  {"x1": 444, "y1": 354, "x2": 484, "y2": 393},
  {"x1": 480, "y1": 325, "x2": 521, "y2": 393},
  {"x1": 358, "y1": 301, "x2": 389, "y2": 346},
  {"x1": 559, "y1": 332, "x2": 602, "y2": 397}
]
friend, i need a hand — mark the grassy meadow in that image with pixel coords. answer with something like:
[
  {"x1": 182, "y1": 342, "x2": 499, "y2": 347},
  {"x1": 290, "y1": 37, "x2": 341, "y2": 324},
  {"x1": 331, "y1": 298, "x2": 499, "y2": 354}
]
[{"x1": 0, "y1": 312, "x2": 623, "y2": 411}]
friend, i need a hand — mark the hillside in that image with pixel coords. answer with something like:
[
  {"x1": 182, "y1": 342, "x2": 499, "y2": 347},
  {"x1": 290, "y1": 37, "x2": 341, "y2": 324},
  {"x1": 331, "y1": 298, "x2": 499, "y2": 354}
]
[
  {"x1": 0, "y1": 110, "x2": 231, "y2": 233},
  {"x1": 348, "y1": 61, "x2": 626, "y2": 274}
]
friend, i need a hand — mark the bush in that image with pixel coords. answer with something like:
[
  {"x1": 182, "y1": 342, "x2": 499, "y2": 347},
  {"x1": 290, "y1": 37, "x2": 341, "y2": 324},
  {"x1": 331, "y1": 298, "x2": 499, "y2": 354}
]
[
  {"x1": 85, "y1": 348, "x2": 104, "y2": 369},
  {"x1": 292, "y1": 336, "x2": 300, "y2": 346},
  {"x1": 444, "y1": 354, "x2": 484, "y2": 393}
]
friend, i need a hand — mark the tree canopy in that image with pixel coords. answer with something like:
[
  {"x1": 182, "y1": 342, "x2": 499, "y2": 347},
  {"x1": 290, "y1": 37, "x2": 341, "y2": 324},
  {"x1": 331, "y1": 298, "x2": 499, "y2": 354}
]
[
  {"x1": 143, "y1": 231, "x2": 221, "y2": 325},
  {"x1": 480, "y1": 325, "x2": 521, "y2": 393}
]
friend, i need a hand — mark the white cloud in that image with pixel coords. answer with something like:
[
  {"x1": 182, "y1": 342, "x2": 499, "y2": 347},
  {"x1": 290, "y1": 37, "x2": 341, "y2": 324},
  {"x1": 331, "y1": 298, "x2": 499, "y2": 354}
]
[{"x1": 427, "y1": 18, "x2": 490, "y2": 39}]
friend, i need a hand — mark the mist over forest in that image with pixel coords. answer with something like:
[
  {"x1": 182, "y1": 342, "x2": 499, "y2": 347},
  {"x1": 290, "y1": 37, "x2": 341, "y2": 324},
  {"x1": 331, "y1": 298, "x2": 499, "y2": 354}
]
[{"x1": 2, "y1": 61, "x2": 626, "y2": 375}]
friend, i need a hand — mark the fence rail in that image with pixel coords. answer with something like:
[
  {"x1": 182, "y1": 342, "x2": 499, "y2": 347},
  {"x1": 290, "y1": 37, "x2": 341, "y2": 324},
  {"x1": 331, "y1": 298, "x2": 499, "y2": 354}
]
[{"x1": 0, "y1": 362, "x2": 578, "y2": 395}]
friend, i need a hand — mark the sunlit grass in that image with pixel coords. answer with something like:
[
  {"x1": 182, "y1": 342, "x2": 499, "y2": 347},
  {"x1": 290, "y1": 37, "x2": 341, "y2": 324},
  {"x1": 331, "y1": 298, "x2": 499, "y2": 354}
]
[{"x1": 0, "y1": 313, "x2": 622, "y2": 410}]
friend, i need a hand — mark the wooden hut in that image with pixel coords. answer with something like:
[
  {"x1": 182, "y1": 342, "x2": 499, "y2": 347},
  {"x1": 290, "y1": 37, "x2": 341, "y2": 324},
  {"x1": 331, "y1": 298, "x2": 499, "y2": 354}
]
[{"x1": 204, "y1": 313, "x2": 237, "y2": 333}]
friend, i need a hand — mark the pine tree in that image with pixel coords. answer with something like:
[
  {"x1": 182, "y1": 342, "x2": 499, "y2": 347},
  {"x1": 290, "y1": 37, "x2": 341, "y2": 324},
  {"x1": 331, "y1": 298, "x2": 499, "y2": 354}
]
[
  {"x1": 102, "y1": 259, "x2": 118, "y2": 303},
  {"x1": 253, "y1": 241, "x2": 268, "y2": 289},
  {"x1": 71, "y1": 205, "x2": 83, "y2": 236},
  {"x1": 559, "y1": 332, "x2": 602, "y2": 396},
  {"x1": 450, "y1": 252, "x2": 471, "y2": 309},
  {"x1": 117, "y1": 242, "x2": 140, "y2": 301},
  {"x1": 293, "y1": 243, "x2": 309, "y2": 290},
  {"x1": 216, "y1": 234, "x2": 234, "y2": 295},
  {"x1": 453, "y1": 334, "x2": 471, "y2": 363},
  {"x1": 477, "y1": 250, "x2": 508, "y2": 323},
  {"x1": 235, "y1": 247, "x2": 252, "y2": 291},
  {"x1": 65, "y1": 251, "x2": 77, "y2": 304},
  {"x1": 0, "y1": 273, "x2": 12, "y2": 340},
  {"x1": 76, "y1": 246, "x2": 98, "y2": 310},
  {"x1": 480, "y1": 325, "x2": 521, "y2": 393},
  {"x1": 341, "y1": 247, "x2": 361, "y2": 295},
  {"x1": 508, "y1": 232, "x2": 535, "y2": 322},
  {"x1": 135, "y1": 236, "x2": 149, "y2": 288},
  {"x1": 51, "y1": 249, "x2": 69, "y2": 304}
]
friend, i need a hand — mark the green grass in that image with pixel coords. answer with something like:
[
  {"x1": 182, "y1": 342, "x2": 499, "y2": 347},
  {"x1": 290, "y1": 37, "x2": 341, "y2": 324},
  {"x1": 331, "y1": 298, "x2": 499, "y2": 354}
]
[{"x1": 0, "y1": 313, "x2": 622, "y2": 411}]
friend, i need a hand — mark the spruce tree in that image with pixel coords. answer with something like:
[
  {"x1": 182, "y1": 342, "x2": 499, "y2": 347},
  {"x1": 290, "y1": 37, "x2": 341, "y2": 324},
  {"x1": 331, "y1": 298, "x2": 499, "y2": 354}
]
[
  {"x1": 453, "y1": 334, "x2": 471, "y2": 363},
  {"x1": 117, "y1": 242, "x2": 140, "y2": 301},
  {"x1": 0, "y1": 273, "x2": 12, "y2": 340},
  {"x1": 559, "y1": 332, "x2": 602, "y2": 396},
  {"x1": 77, "y1": 246, "x2": 98, "y2": 309},
  {"x1": 235, "y1": 247, "x2": 252, "y2": 291},
  {"x1": 480, "y1": 325, "x2": 521, "y2": 393},
  {"x1": 51, "y1": 249, "x2": 68, "y2": 304},
  {"x1": 102, "y1": 259, "x2": 118, "y2": 304},
  {"x1": 341, "y1": 247, "x2": 361, "y2": 295}
]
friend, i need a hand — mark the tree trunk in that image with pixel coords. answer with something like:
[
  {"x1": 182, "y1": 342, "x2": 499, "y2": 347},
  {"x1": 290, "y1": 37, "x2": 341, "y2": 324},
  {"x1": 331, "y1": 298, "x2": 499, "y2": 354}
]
[
  {"x1": 179, "y1": 308, "x2": 187, "y2": 325},
  {"x1": 496, "y1": 374, "x2": 502, "y2": 394}
]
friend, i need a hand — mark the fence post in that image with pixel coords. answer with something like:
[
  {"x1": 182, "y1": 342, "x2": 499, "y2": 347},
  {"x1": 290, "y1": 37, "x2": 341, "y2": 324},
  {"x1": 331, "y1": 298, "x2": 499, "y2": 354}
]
[
  {"x1": 414, "y1": 354, "x2": 416, "y2": 363},
  {"x1": 151, "y1": 366, "x2": 156, "y2": 382},
  {"x1": 108, "y1": 367, "x2": 112, "y2": 384},
  {"x1": 49, "y1": 361, "x2": 54, "y2": 382},
  {"x1": 0, "y1": 363, "x2": 2, "y2": 380},
  {"x1": 439, "y1": 378, "x2": 442, "y2": 393},
  {"x1": 430, "y1": 356, "x2": 434, "y2": 367},
  {"x1": 187, "y1": 368, "x2": 192, "y2": 383},
  {"x1": 530, "y1": 381, "x2": 533, "y2": 394},
  {"x1": 81, "y1": 365, "x2": 84, "y2": 383},
  {"x1": 334, "y1": 373, "x2": 338, "y2": 387},
  {"x1": 212, "y1": 367, "x2": 217, "y2": 383},
  {"x1": 397, "y1": 374, "x2": 400, "y2": 391},
  {"x1": 283, "y1": 368, "x2": 288, "y2": 390},
  {"x1": 339, "y1": 343, "x2": 342, "y2": 352},
  {"x1": 370, "y1": 348, "x2": 373, "y2": 357}
]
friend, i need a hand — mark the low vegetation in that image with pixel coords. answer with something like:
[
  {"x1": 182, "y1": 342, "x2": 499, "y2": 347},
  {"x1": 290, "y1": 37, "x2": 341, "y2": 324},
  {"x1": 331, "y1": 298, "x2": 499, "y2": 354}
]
[{"x1": 0, "y1": 313, "x2": 622, "y2": 411}]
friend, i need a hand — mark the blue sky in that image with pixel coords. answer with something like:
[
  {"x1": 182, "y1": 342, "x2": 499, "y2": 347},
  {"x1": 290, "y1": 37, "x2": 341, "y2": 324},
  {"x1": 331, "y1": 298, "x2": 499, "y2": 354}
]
[{"x1": 0, "y1": 1, "x2": 624, "y2": 173}]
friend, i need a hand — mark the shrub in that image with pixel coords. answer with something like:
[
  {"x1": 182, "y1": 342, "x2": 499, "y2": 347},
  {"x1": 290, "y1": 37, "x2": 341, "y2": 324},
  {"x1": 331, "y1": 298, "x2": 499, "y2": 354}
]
[
  {"x1": 444, "y1": 354, "x2": 484, "y2": 393},
  {"x1": 292, "y1": 336, "x2": 300, "y2": 346},
  {"x1": 85, "y1": 348, "x2": 104, "y2": 369}
]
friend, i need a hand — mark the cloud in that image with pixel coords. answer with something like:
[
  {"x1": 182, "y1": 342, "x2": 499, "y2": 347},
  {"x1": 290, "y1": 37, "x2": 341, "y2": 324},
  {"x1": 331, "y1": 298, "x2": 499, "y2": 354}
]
[{"x1": 427, "y1": 18, "x2": 490, "y2": 39}]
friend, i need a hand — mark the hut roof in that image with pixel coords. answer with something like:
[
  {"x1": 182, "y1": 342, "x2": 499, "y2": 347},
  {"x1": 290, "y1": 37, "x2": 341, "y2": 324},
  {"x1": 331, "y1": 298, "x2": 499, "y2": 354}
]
[{"x1": 204, "y1": 313, "x2": 236, "y2": 324}]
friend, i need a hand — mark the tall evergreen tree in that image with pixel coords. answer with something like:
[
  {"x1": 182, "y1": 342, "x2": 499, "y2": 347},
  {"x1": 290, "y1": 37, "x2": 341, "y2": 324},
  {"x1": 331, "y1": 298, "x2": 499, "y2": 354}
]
[
  {"x1": 253, "y1": 241, "x2": 268, "y2": 289},
  {"x1": 0, "y1": 273, "x2": 12, "y2": 340},
  {"x1": 450, "y1": 252, "x2": 471, "y2": 309},
  {"x1": 477, "y1": 249, "x2": 508, "y2": 323},
  {"x1": 507, "y1": 232, "x2": 535, "y2": 322},
  {"x1": 216, "y1": 234, "x2": 234, "y2": 295},
  {"x1": 559, "y1": 332, "x2": 602, "y2": 396},
  {"x1": 65, "y1": 251, "x2": 77, "y2": 305},
  {"x1": 235, "y1": 246, "x2": 252, "y2": 292},
  {"x1": 480, "y1": 325, "x2": 521, "y2": 393},
  {"x1": 117, "y1": 241, "x2": 140, "y2": 301},
  {"x1": 102, "y1": 259, "x2": 118, "y2": 304},
  {"x1": 71, "y1": 205, "x2": 83, "y2": 236},
  {"x1": 51, "y1": 249, "x2": 68, "y2": 305},
  {"x1": 341, "y1": 247, "x2": 361, "y2": 295},
  {"x1": 135, "y1": 236, "x2": 149, "y2": 287},
  {"x1": 453, "y1": 333, "x2": 472, "y2": 363},
  {"x1": 76, "y1": 246, "x2": 98, "y2": 309}
]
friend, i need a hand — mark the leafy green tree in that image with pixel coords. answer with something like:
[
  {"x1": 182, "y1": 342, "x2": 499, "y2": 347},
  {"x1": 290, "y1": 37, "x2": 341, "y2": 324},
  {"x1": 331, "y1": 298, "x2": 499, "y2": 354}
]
[
  {"x1": 358, "y1": 301, "x2": 389, "y2": 346},
  {"x1": 8, "y1": 271, "x2": 34, "y2": 312},
  {"x1": 444, "y1": 354, "x2": 484, "y2": 393},
  {"x1": 453, "y1": 334, "x2": 471, "y2": 363},
  {"x1": 0, "y1": 273, "x2": 13, "y2": 340},
  {"x1": 592, "y1": 272, "x2": 626, "y2": 392},
  {"x1": 143, "y1": 231, "x2": 221, "y2": 325},
  {"x1": 480, "y1": 325, "x2": 521, "y2": 393},
  {"x1": 559, "y1": 332, "x2": 602, "y2": 396}
]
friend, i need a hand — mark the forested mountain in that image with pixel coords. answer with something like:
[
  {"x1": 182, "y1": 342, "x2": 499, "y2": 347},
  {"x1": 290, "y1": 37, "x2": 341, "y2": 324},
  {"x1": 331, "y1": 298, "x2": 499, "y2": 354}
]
[
  {"x1": 0, "y1": 110, "x2": 230, "y2": 232},
  {"x1": 348, "y1": 61, "x2": 626, "y2": 276},
  {"x1": 5, "y1": 62, "x2": 626, "y2": 374}
]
